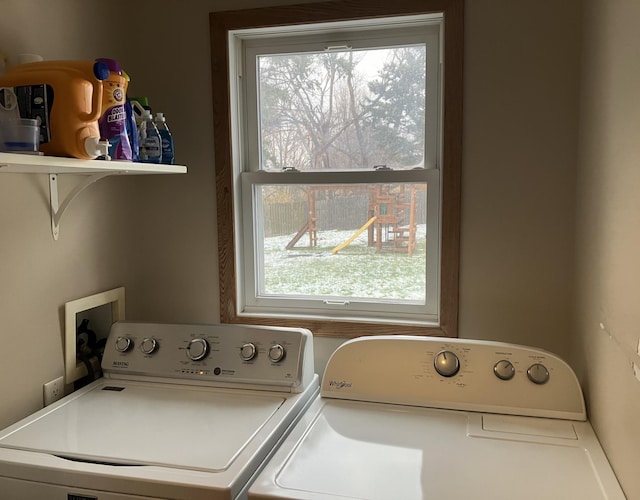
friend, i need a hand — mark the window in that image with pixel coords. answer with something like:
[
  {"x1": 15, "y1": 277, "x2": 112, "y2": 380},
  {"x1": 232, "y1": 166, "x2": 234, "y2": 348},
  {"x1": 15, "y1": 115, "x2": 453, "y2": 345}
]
[{"x1": 211, "y1": 0, "x2": 463, "y2": 337}]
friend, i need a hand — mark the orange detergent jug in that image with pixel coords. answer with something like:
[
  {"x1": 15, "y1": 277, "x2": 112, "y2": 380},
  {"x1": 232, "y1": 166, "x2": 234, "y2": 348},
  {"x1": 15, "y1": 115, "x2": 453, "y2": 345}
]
[{"x1": 0, "y1": 60, "x2": 111, "y2": 159}]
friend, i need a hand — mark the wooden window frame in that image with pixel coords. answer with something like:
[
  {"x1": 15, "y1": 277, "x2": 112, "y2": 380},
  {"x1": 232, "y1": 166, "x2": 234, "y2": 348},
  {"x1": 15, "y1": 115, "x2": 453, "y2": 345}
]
[{"x1": 210, "y1": 0, "x2": 463, "y2": 338}]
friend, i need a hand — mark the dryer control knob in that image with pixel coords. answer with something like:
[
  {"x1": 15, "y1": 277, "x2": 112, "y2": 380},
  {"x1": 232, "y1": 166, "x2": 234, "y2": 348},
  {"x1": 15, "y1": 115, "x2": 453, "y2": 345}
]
[
  {"x1": 268, "y1": 344, "x2": 286, "y2": 363},
  {"x1": 494, "y1": 360, "x2": 515, "y2": 380},
  {"x1": 434, "y1": 350, "x2": 460, "y2": 377},
  {"x1": 187, "y1": 338, "x2": 210, "y2": 361},
  {"x1": 115, "y1": 336, "x2": 133, "y2": 353},
  {"x1": 240, "y1": 342, "x2": 257, "y2": 361},
  {"x1": 527, "y1": 363, "x2": 549, "y2": 384},
  {"x1": 140, "y1": 337, "x2": 158, "y2": 355}
]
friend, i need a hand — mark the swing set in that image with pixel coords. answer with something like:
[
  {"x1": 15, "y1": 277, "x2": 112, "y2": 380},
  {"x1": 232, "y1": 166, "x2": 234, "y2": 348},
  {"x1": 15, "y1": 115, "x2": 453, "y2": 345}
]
[{"x1": 285, "y1": 184, "x2": 426, "y2": 256}]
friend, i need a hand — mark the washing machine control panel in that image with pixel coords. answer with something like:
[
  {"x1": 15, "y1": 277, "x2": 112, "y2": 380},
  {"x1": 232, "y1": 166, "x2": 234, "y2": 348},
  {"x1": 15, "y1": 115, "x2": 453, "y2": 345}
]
[
  {"x1": 102, "y1": 321, "x2": 313, "y2": 392},
  {"x1": 433, "y1": 350, "x2": 550, "y2": 384},
  {"x1": 321, "y1": 336, "x2": 586, "y2": 420}
]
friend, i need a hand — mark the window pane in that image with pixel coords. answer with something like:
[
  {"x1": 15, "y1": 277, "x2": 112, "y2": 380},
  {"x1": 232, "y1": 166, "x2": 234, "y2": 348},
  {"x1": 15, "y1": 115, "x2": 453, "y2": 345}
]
[
  {"x1": 257, "y1": 45, "x2": 426, "y2": 171},
  {"x1": 255, "y1": 183, "x2": 427, "y2": 303}
]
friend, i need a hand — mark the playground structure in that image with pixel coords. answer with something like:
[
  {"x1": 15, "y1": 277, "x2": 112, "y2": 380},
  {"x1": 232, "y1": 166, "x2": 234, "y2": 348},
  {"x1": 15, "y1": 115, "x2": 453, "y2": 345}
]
[{"x1": 286, "y1": 184, "x2": 426, "y2": 256}]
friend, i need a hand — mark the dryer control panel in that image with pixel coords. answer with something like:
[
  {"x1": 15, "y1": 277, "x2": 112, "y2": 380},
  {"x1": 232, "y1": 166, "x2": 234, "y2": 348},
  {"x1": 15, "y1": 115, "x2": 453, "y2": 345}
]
[
  {"x1": 321, "y1": 336, "x2": 586, "y2": 420},
  {"x1": 102, "y1": 321, "x2": 315, "y2": 393}
]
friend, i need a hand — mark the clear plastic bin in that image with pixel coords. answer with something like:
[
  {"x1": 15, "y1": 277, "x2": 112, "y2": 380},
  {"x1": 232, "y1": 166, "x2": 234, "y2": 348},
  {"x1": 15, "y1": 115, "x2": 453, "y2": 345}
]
[{"x1": 0, "y1": 118, "x2": 39, "y2": 152}]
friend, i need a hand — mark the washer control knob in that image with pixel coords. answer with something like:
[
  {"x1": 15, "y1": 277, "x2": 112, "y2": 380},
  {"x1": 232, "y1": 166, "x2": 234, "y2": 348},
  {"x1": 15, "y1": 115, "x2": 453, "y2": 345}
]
[
  {"x1": 114, "y1": 336, "x2": 133, "y2": 353},
  {"x1": 527, "y1": 363, "x2": 550, "y2": 384},
  {"x1": 140, "y1": 337, "x2": 158, "y2": 355},
  {"x1": 240, "y1": 342, "x2": 257, "y2": 361},
  {"x1": 494, "y1": 360, "x2": 515, "y2": 380},
  {"x1": 434, "y1": 350, "x2": 460, "y2": 377},
  {"x1": 268, "y1": 344, "x2": 286, "y2": 363},
  {"x1": 187, "y1": 338, "x2": 210, "y2": 361}
]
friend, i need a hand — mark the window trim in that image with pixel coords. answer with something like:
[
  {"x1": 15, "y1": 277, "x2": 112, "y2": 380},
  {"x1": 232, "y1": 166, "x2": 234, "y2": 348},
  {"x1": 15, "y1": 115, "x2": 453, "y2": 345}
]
[
  {"x1": 240, "y1": 170, "x2": 441, "y2": 325},
  {"x1": 237, "y1": 20, "x2": 441, "y2": 324},
  {"x1": 210, "y1": 0, "x2": 463, "y2": 338}
]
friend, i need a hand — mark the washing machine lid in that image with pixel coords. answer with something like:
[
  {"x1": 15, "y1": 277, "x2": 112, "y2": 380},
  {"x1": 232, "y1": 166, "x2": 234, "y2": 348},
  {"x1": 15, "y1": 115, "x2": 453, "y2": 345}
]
[
  {"x1": 249, "y1": 398, "x2": 625, "y2": 500},
  {"x1": 0, "y1": 380, "x2": 285, "y2": 472}
]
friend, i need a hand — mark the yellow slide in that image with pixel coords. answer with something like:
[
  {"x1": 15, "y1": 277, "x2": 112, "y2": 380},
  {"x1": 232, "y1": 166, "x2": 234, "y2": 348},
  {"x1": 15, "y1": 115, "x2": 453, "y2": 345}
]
[{"x1": 331, "y1": 217, "x2": 377, "y2": 254}]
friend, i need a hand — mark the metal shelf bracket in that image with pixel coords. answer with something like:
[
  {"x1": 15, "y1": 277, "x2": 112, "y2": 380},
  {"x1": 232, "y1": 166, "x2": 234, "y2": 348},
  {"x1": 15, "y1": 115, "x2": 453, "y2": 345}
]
[{"x1": 49, "y1": 173, "x2": 112, "y2": 240}]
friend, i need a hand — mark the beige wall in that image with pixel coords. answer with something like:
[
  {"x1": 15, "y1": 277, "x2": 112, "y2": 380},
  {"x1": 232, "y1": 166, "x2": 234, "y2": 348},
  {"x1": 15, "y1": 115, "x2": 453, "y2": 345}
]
[
  {"x1": 573, "y1": 0, "x2": 640, "y2": 497},
  {"x1": 461, "y1": 0, "x2": 580, "y2": 356},
  {"x1": 121, "y1": 0, "x2": 582, "y2": 358},
  {"x1": 1, "y1": 0, "x2": 638, "y2": 496},
  {"x1": 0, "y1": 0, "x2": 134, "y2": 428}
]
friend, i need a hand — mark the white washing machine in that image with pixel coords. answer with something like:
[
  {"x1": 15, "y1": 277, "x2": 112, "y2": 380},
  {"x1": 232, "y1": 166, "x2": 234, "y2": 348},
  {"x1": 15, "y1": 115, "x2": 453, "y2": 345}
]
[
  {"x1": 249, "y1": 336, "x2": 626, "y2": 500},
  {"x1": 0, "y1": 321, "x2": 319, "y2": 500}
]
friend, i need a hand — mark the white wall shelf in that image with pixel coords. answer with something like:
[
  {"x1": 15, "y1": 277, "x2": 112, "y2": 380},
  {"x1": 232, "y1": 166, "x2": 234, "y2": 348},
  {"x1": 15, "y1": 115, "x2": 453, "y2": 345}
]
[{"x1": 0, "y1": 151, "x2": 187, "y2": 240}]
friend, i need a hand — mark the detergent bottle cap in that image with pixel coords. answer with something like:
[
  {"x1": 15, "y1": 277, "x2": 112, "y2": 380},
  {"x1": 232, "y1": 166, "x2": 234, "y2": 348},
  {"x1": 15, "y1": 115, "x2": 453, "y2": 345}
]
[
  {"x1": 92, "y1": 61, "x2": 110, "y2": 81},
  {"x1": 155, "y1": 112, "x2": 166, "y2": 123},
  {"x1": 95, "y1": 58, "x2": 122, "y2": 75},
  {"x1": 141, "y1": 109, "x2": 153, "y2": 121}
]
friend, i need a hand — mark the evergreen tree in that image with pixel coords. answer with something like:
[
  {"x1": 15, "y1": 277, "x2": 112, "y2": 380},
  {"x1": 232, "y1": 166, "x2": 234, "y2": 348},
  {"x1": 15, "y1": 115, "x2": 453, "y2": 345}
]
[{"x1": 365, "y1": 47, "x2": 426, "y2": 167}]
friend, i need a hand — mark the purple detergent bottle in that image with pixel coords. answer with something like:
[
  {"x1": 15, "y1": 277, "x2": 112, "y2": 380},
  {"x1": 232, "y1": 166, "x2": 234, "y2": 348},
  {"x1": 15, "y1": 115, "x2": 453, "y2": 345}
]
[{"x1": 96, "y1": 58, "x2": 132, "y2": 160}]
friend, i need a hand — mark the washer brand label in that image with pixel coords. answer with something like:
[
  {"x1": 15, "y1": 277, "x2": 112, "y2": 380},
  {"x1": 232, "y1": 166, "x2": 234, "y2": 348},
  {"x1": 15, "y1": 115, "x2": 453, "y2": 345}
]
[
  {"x1": 328, "y1": 380, "x2": 352, "y2": 389},
  {"x1": 68, "y1": 494, "x2": 97, "y2": 500},
  {"x1": 112, "y1": 360, "x2": 129, "y2": 368}
]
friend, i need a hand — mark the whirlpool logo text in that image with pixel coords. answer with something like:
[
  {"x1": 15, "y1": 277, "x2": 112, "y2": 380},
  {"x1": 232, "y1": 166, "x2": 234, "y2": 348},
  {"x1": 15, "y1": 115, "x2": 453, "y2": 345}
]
[{"x1": 328, "y1": 380, "x2": 352, "y2": 389}]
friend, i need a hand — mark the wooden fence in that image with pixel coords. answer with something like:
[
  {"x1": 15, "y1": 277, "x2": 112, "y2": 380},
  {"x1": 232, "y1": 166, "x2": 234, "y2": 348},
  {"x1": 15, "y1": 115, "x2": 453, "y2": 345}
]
[{"x1": 263, "y1": 192, "x2": 426, "y2": 237}]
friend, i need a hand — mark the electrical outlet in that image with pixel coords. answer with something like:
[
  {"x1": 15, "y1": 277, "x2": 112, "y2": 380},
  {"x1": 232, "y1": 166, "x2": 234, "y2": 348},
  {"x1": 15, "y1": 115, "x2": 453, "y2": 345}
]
[{"x1": 43, "y1": 376, "x2": 64, "y2": 406}]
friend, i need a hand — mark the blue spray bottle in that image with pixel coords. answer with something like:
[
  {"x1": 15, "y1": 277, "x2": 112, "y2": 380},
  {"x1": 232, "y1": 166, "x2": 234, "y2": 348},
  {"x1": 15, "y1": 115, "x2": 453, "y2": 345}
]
[
  {"x1": 154, "y1": 112, "x2": 174, "y2": 164},
  {"x1": 137, "y1": 109, "x2": 161, "y2": 163}
]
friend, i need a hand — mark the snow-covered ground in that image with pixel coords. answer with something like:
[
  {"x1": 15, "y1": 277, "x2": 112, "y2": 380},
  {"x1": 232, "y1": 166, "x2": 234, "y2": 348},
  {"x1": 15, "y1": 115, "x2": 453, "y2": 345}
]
[{"x1": 261, "y1": 225, "x2": 427, "y2": 301}]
